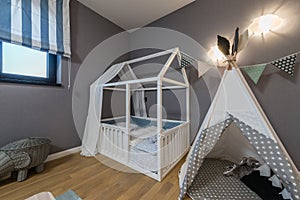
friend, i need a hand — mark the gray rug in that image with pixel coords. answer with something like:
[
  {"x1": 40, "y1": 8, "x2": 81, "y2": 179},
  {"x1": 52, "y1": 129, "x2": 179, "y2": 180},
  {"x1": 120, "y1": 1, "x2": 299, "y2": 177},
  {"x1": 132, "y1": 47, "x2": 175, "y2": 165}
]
[{"x1": 56, "y1": 190, "x2": 82, "y2": 200}]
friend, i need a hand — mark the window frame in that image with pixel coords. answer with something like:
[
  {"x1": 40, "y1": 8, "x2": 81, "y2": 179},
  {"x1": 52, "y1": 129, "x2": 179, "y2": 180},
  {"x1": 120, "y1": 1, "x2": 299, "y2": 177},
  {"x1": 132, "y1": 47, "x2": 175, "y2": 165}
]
[{"x1": 0, "y1": 41, "x2": 59, "y2": 86}]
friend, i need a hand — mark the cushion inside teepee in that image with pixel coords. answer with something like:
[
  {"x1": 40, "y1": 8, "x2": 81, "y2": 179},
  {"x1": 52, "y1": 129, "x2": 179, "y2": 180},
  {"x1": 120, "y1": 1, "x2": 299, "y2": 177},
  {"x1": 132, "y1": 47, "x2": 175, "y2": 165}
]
[{"x1": 187, "y1": 158, "x2": 262, "y2": 200}]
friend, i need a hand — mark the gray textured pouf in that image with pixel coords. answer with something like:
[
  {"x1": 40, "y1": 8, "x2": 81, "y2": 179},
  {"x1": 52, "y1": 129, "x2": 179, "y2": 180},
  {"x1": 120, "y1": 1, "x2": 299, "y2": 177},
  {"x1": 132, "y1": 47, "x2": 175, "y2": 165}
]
[{"x1": 0, "y1": 137, "x2": 51, "y2": 182}]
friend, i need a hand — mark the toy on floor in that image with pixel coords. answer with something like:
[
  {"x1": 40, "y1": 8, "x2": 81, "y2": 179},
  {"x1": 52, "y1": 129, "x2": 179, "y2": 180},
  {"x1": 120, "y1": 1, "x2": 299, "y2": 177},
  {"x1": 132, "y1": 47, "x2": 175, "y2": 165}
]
[
  {"x1": 223, "y1": 157, "x2": 260, "y2": 179},
  {"x1": 0, "y1": 137, "x2": 51, "y2": 182}
]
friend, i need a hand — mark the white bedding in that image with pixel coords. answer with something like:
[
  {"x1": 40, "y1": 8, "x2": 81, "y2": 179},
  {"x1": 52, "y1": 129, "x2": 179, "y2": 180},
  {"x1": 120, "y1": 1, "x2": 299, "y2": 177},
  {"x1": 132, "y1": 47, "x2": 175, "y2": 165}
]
[
  {"x1": 129, "y1": 126, "x2": 158, "y2": 138},
  {"x1": 129, "y1": 126, "x2": 159, "y2": 171},
  {"x1": 130, "y1": 147, "x2": 158, "y2": 172},
  {"x1": 115, "y1": 122, "x2": 138, "y2": 130},
  {"x1": 131, "y1": 136, "x2": 157, "y2": 154}
]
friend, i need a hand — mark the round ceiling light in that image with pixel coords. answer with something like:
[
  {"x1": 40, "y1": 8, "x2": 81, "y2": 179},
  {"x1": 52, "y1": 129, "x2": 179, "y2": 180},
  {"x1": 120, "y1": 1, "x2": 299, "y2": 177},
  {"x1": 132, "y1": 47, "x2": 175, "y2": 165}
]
[{"x1": 248, "y1": 14, "x2": 283, "y2": 35}]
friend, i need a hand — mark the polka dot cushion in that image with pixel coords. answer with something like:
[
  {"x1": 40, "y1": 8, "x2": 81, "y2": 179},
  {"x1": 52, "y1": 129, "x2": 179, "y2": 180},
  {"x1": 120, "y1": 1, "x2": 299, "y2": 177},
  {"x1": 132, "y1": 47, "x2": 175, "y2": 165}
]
[{"x1": 187, "y1": 159, "x2": 262, "y2": 200}]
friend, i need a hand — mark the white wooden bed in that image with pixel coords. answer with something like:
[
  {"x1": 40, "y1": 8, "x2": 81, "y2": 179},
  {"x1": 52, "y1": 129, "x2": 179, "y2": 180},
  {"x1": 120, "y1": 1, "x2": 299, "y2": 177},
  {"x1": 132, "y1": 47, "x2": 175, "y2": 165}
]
[{"x1": 82, "y1": 48, "x2": 191, "y2": 181}]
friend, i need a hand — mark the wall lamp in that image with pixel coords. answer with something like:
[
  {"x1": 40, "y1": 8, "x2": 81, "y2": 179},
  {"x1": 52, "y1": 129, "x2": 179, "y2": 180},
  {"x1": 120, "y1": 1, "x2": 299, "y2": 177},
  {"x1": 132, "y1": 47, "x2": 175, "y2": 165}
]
[
  {"x1": 248, "y1": 14, "x2": 283, "y2": 35},
  {"x1": 208, "y1": 14, "x2": 283, "y2": 62}
]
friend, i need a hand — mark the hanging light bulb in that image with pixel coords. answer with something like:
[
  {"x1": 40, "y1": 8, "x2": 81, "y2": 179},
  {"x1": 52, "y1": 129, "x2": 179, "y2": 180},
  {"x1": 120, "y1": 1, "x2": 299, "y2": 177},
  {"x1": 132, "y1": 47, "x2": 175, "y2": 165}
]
[{"x1": 249, "y1": 14, "x2": 283, "y2": 35}]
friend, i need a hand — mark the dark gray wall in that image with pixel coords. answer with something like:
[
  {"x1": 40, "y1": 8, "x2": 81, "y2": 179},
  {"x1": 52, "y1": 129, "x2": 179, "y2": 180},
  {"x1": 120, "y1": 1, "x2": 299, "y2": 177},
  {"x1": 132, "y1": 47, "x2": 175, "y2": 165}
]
[
  {"x1": 0, "y1": 0, "x2": 124, "y2": 153},
  {"x1": 148, "y1": 0, "x2": 300, "y2": 169}
]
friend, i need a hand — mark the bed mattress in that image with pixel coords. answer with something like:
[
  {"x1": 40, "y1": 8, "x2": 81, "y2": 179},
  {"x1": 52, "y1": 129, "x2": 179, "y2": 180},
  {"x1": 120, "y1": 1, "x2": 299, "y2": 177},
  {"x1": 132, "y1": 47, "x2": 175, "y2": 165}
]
[{"x1": 102, "y1": 116, "x2": 181, "y2": 131}]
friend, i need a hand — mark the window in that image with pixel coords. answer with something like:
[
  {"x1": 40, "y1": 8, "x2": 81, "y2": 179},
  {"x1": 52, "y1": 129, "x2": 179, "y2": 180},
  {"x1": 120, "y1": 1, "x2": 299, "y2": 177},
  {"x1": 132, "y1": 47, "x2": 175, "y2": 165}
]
[{"x1": 0, "y1": 41, "x2": 59, "y2": 85}]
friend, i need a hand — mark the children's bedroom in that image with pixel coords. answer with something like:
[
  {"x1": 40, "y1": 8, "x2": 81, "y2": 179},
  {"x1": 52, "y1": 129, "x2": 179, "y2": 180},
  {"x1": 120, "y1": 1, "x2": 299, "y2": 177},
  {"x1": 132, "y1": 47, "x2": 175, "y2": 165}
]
[{"x1": 0, "y1": 0, "x2": 300, "y2": 199}]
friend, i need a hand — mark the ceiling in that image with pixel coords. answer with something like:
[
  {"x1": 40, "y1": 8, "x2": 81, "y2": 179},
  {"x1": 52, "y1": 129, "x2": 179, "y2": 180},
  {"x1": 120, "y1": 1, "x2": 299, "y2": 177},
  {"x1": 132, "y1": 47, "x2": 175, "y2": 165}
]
[{"x1": 77, "y1": 0, "x2": 195, "y2": 30}]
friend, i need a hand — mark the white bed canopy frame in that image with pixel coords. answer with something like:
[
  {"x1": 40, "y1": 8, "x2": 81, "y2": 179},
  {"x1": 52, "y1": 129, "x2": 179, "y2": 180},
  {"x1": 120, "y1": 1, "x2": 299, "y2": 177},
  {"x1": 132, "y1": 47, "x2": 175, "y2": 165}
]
[
  {"x1": 102, "y1": 47, "x2": 190, "y2": 129},
  {"x1": 81, "y1": 48, "x2": 191, "y2": 181}
]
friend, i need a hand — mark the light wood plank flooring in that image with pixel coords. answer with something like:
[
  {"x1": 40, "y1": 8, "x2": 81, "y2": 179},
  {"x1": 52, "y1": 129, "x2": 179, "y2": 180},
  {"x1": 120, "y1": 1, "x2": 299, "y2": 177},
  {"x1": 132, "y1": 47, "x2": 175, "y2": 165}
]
[{"x1": 0, "y1": 153, "x2": 191, "y2": 200}]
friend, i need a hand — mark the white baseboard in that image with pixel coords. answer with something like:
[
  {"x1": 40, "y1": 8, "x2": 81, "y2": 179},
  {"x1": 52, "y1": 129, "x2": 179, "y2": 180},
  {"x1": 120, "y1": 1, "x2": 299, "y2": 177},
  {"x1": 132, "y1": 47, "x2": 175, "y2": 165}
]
[{"x1": 45, "y1": 146, "x2": 81, "y2": 163}]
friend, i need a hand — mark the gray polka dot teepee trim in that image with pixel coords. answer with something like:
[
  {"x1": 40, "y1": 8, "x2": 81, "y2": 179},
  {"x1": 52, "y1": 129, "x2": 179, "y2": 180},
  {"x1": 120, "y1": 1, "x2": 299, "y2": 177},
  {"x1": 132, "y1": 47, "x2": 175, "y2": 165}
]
[{"x1": 179, "y1": 119, "x2": 232, "y2": 199}]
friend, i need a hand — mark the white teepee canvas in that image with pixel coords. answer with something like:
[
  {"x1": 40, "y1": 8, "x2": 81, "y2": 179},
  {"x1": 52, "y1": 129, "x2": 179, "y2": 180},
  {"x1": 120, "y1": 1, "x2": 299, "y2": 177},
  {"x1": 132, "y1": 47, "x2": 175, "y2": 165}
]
[{"x1": 178, "y1": 67, "x2": 300, "y2": 200}]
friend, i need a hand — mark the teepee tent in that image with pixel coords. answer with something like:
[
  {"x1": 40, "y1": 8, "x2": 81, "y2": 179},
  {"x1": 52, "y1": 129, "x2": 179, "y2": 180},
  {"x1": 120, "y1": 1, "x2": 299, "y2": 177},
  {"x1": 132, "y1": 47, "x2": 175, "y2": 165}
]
[{"x1": 178, "y1": 66, "x2": 300, "y2": 199}]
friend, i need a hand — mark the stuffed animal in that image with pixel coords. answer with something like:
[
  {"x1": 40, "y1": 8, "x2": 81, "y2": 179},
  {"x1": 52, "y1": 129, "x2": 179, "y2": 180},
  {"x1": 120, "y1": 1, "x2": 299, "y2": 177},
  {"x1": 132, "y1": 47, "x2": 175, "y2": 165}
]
[{"x1": 223, "y1": 157, "x2": 260, "y2": 179}]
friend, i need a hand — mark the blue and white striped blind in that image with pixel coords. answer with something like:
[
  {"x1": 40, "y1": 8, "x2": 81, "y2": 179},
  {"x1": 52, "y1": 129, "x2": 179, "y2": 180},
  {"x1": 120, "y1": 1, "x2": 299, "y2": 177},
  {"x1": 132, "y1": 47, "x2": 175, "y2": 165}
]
[{"x1": 0, "y1": 0, "x2": 71, "y2": 58}]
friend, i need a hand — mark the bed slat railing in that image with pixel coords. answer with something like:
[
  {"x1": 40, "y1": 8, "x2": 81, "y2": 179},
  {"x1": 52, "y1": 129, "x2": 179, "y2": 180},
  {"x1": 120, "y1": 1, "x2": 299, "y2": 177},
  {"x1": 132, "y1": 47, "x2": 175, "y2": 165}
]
[
  {"x1": 160, "y1": 122, "x2": 190, "y2": 176},
  {"x1": 99, "y1": 124, "x2": 129, "y2": 163},
  {"x1": 98, "y1": 121, "x2": 190, "y2": 181}
]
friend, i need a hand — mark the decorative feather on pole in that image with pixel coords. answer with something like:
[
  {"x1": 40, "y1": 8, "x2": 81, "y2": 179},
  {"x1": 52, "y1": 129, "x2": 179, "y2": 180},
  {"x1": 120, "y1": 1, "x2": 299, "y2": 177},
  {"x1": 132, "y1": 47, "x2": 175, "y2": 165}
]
[
  {"x1": 232, "y1": 27, "x2": 239, "y2": 55},
  {"x1": 217, "y1": 27, "x2": 246, "y2": 70},
  {"x1": 238, "y1": 29, "x2": 249, "y2": 52},
  {"x1": 217, "y1": 35, "x2": 230, "y2": 56}
]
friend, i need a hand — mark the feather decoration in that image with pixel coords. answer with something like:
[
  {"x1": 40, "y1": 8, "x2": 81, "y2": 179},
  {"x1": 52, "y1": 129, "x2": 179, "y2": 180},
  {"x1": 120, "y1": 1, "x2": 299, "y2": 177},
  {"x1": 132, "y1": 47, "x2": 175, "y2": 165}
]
[
  {"x1": 237, "y1": 29, "x2": 249, "y2": 52},
  {"x1": 232, "y1": 27, "x2": 239, "y2": 55},
  {"x1": 217, "y1": 35, "x2": 230, "y2": 56}
]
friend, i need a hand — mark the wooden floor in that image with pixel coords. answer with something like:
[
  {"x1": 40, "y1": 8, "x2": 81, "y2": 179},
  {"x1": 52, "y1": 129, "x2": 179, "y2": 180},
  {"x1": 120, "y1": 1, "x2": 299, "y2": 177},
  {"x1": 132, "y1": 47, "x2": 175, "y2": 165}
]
[{"x1": 0, "y1": 153, "x2": 191, "y2": 200}]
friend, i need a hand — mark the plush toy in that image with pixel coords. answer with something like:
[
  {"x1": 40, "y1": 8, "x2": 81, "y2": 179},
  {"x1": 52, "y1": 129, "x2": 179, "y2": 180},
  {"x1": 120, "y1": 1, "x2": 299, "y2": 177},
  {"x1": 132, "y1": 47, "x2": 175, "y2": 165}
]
[{"x1": 223, "y1": 157, "x2": 260, "y2": 179}]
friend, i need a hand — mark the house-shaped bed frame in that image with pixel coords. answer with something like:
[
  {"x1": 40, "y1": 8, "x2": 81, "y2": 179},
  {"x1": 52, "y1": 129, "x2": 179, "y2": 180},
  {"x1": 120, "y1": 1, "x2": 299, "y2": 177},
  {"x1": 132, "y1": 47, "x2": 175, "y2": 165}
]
[{"x1": 82, "y1": 48, "x2": 191, "y2": 181}]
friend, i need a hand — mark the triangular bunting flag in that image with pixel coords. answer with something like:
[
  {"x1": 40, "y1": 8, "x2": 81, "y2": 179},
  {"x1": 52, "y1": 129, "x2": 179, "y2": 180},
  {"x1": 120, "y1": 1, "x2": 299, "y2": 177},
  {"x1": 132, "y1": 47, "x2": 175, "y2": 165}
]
[
  {"x1": 197, "y1": 61, "x2": 215, "y2": 77},
  {"x1": 268, "y1": 175, "x2": 282, "y2": 189},
  {"x1": 241, "y1": 64, "x2": 266, "y2": 84},
  {"x1": 279, "y1": 188, "x2": 292, "y2": 200},
  {"x1": 254, "y1": 163, "x2": 271, "y2": 177},
  {"x1": 271, "y1": 53, "x2": 297, "y2": 77},
  {"x1": 181, "y1": 53, "x2": 195, "y2": 68}
]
